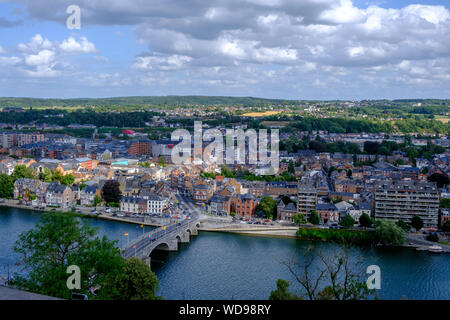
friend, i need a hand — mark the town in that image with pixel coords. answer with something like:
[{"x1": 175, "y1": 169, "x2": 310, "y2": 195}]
[{"x1": 0, "y1": 100, "x2": 449, "y2": 255}]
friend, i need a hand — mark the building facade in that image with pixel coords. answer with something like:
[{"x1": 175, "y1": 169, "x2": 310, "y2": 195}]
[{"x1": 374, "y1": 180, "x2": 440, "y2": 228}]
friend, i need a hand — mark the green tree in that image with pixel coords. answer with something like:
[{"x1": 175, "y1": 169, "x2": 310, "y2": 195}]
[
  {"x1": 93, "y1": 194, "x2": 102, "y2": 206},
  {"x1": 442, "y1": 220, "x2": 450, "y2": 232},
  {"x1": 411, "y1": 215, "x2": 424, "y2": 232},
  {"x1": 340, "y1": 215, "x2": 356, "y2": 228},
  {"x1": 158, "y1": 156, "x2": 166, "y2": 168},
  {"x1": 11, "y1": 165, "x2": 36, "y2": 181},
  {"x1": 103, "y1": 258, "x2": 160, "y2": 300},
  {"x1": 102, "y1": 180, "x2": 122, "y2": 204},
  {"x1": 269, "y1": 279, "x2": 300, "y2": 300},
  {"x1": 288, "y1": 160, "x2": 295, "y2": 174},
  {"x1": 293, "y1": 214, "x2": 306, "y2": 225},
  {"x1": 0, "y1": 173, "x2": 14, "y2": 198},
  {"x1": 13, "y1": 212, "x2": 125, "y2": 300},
  {"x1": 51, "y1": 169, "x2": 63, "y2": 182},
  {"x1": 61, "y1": 174, "x2": 75, "y2": 186},
  {"x1": 396, "y1": 219, "x2": 410, "y2": 231},
  {"x1": 309, "y1": 211, "x2": 320, "y2": 225},
  {"x1": 375, "y1": 220, "x2": 405, "y2": 245},
  {"x1": 38, "y1": 167, "x2": 52, "y2": 183},
  {"x1": 359, "y1": 213, "x2": 373, "y2": 228},
  {"x1": 256, "y1": 196, "x2": 278, "y2": 219},
  {"x1": 440, "y1": 198, "x2": 450, "y2": 208}
]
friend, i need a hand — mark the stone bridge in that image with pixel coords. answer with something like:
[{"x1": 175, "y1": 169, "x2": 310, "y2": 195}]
[{"x1": 122, "y1": 218, "x2": 201, "y2": 266}]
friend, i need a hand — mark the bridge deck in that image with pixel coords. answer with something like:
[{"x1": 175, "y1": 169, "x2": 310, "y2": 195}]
[{"x1": 122, "y1": 218, "x2": 199, "y2": 259}]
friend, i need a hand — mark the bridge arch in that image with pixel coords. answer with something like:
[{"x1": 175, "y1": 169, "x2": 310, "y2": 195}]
[{"x1": 153, "y1": 242, "x2": 170, "y2": 251}]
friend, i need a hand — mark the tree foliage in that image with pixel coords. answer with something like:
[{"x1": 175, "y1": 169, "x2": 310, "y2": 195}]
[
  {"x1": 411, "y1": 215, "x2": 424, "y2": 232},
  {"x1": 359, "y1": 213, "x2": 373, "y2": 228},
  {"x1": 0, "y1": 173, "x2": 14, "y2": 198},
  {"x1": 269, "y1": 279, "x2": 301, "y2": 300},
  {"x1": 11, "y1": 165, "x2": 36, "y2": 181},
  {"x1": 396, "y1": 219, "x2": 410, "y2": 231},
  {"x1": 102, "y1": 180, "x2": 122, "y2": 204},
  {"x1": 427, "y1": 172, "x2": 449, "y2": 189},
  {"x1": 255, "y1": 196, "x2": 277, "y2": 219},
  {"x1": 340, "y1": 215, "x2": 356, "y2": 228},
  {"x1": 442, "y1": 220, "x2": 450, "y2": 232},
  {"x1": 13, "y1": 212, "x2": 125, "y2": 300},
  {"x1": 309, "y1": 211, "x2": 320, "y2": 225},
  {"x1": 102, "y1": 258, "x2": 160, "y2": 300},
  {"x1": 375, "y1": 220, "x2": 405, "y2": 245},
  {"x1": 293, "y1": 214, "x2": 306, "y2": 225}
]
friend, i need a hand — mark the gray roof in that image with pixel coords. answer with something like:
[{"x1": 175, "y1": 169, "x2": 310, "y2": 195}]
[{"x1": 316, "y1": 203, "x2": 338, "y2": 211}]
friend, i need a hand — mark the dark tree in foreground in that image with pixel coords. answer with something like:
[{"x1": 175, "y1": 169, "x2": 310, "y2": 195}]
[
  {"x1": 269, "y1": 279, "x2": 301, "y2": 300},
  {"x1": 103, "y1": 258, "x2": 160, "y2": 300},
  {"x1": 13, "y1": 212, "x2": 124, "y2": 299},
  {"x1": 272, "y1": 247, "x2": 375, "y2": 300},
  {"x1": 13, "y1": 212, "x2": 160, "y2": 300},
  {"x1": 102, "y1": 180, "x2": 122, "y2": 204}
]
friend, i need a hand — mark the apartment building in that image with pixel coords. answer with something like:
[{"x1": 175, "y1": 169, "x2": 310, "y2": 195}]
[
  {"x1": 45, "y1": 182, "x2": 74, "y2": 208},
  {"x1": 127, "y1": 140, "x2": 151, "y2": 156},
  {"x1": 374, "y1": 180, "x2": 439, "y2": 228},
  {"x1": 297, "y1": 182, "x2": 318, "y2": 218},
  {"x1": 1, "y1": 132, "x2": 44, "y2": 148}
]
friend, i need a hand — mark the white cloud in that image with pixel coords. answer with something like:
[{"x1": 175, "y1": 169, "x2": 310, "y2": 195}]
[
  {"x1": 0, "y1": 45, "x2": 5, "y2": 54},
  {"x1": 59, "y1": 37, "x2": 97, "y2": 54},
  {"x1": 4, "y1": 0, "x2": 450, "y2": 98},
  {"x1": 2, "y1": 34, "x2": 99, "y2": 78},
  {"x1": 320, "y1": 0, "x2": 365, "y2": 24},
  {"x1": 24, "y1": 49, "x2": 55, "y2": 66},
  {"x1": 403, "y1": 5, "x2": 450, "y2": 24},
  {"x1": 133, "y1": 54, "x2": 192, "y2": 71}
]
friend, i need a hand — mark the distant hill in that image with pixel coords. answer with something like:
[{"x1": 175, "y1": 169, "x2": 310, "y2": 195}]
[{"x1": 0, "y1": 96, "x2": 299, "y2": 108}]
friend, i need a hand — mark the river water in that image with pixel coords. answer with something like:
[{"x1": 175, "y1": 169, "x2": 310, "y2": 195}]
[{"x1": 0, "y1": 207, "x2": 448, "y2": 300}]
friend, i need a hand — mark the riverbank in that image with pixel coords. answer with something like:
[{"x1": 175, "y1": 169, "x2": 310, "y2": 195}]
[
  {"x1": 2, "y1": 201, "x2": 449, "y2": 251},
  {"x1": 0, "y1": 200, "x2": 301, "y2": 238},
  {"x1": 0, "y1": 200, "x2": 164, "y2": 227},
  {"x1": 198, "y1": 225, "x2": 299, "y2": 239}
]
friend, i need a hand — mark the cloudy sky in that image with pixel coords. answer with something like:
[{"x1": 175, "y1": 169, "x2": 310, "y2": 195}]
[{"x1": 0, "y1": 0, "x2": 449, "y2": 100}]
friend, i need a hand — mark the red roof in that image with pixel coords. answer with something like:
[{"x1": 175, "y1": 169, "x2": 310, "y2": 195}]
[{"x1": 122, "y1": 129, "x2": 135, "y2": 135}]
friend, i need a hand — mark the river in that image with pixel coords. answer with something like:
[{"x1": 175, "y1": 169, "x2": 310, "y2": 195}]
[{"x1": 0, "y1": 207, "x2": 449, "y2": 300}]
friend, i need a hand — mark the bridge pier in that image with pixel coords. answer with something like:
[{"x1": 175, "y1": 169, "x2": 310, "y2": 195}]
[
  {"x1": 143, "y1": 256, "x2": 151, "y2": 268},
  {"x1": 180, "y1": 231, "x2": 190, "y2": 243}
]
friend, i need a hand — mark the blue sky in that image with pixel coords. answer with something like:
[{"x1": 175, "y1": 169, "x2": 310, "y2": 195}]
[{"x1": 0, "y1": 0, "x2": 449, "y2": 100}]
